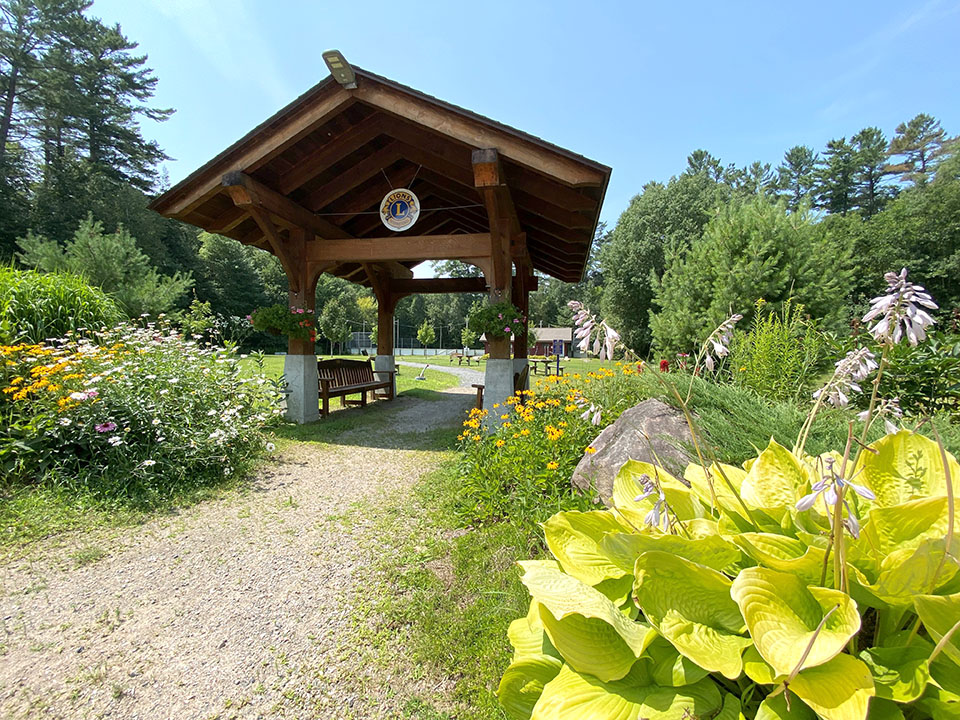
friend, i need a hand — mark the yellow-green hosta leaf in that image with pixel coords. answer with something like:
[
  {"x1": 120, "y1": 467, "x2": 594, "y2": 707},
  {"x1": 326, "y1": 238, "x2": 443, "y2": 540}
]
[
  {"x1": 733, "y1": 533, "x2": 831, "y2": 586},
  {"x1": 644, "y1": 635, "x2": 710, "y2": 687},
  {"x1": 519, "y1": 561, "x2": 654, "y2": 682},
  {"x1": 740, "y1": 439, "x2": 807, "y2": 510},
  {"x1": 499, "y1": 654, "x2": 564, "y2": 720},
  {"x1": 601, "y1": 531, "x2": 740, "y2": 575},
  {"x1": 859, "y1": 645, "x2": 930, "y2": 702},
  {"x1": 788, "y1": 653, "x2": 875, "y2": 720},
  {"x1": 916, "y1": 686, "x2": 960, "y2": 720},
  {"x1": 543, "y1": 511, "x2": 627, "y2": 586},
  {"x1": 853, "y1": 430, "x2": 960, "y2": 507},
  {"x1": 730, "y1": 567, "x2": 860, "y2": 676},
  {"x1": 743, "y1": 645, "x2": 779, "y2": 685},
  {"x1": 916, "y1": 593, "x2": 960, "y2": 666},
  {"x1": 685, "y1": 462, "x2": 748, "y2": 517},
  {"x1": 614, "y1": 460, "x2": 706, "y2": 527},
  {"x1": 634, "y1": 551, "x2": 750, "y2": 679},
  {"x1": 861, "y1": 539, "x2": 959, "y2": 607},
  {"x1": 862, "y1": 497, "x2": 950, "y2": 558},
  {"x1": 867, "y1": 698, "x2": 907, "y2": 720},
  {"x1": 509, "y1": 600, "x2": 559, "y2": 660},
  {"x1": 756, "y1": 693, "x2": 816, "y2": 720},
  {"x1": 532, "y1": 662, "x2": 722, "y2": 720},
  {"x1": 715, "y1": 693, "x2": 745, "y2": 720}
]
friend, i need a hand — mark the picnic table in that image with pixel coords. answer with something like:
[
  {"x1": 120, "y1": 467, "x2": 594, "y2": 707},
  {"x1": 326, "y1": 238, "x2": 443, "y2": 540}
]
[
  {"x1": 530, "y1": 357, "x2": 565, "y2": 376},
  {"x1": 450, "y1": 353, "x2": 481, "y2": 366}
]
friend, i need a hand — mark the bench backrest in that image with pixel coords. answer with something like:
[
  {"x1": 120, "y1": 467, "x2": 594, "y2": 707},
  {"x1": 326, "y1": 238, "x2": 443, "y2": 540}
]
[{"x1": 317, "y1": 358, "x2": 376, "y2": 389}]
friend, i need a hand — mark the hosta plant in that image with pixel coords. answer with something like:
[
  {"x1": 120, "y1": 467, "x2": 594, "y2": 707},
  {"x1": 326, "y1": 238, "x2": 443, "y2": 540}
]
[{"x1": 499, "y1": 430, "x2": 959, "y2": 719}]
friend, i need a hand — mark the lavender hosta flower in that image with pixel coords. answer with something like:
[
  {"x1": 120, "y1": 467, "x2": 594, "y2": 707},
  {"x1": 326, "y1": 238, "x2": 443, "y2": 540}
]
[
  {"x1": 796, "y1": 459, "x2": 875, "y2": 514},
  {"x1": 633, "y1": 474, "x2": 670, "y2": 531},
  {"x1": 858, "y1": 397, "x2": 903, "y2": 435},
  {"x1": 863, "y1": 268, "x2": 938, "y2": 346},
  {"x1": 702, "y1": 314, "x2": 743, "y2": 372},
  {"x1": 812, "y1": 348, "x2": 877, "y2": 408}
]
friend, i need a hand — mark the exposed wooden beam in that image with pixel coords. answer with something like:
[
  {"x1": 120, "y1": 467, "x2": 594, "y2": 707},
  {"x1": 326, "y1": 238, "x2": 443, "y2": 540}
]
[
  {"x1": 355, "y1": 82, "x2": 607, "y2": 187},
  {"x1": 391, "y1": 277, "x2": 488, "y2": 295},
  {"x1": 247, "y1": 207, "x2": 301, "y2": 293},
  {"x1": 209, "y1": 205, "x2": 250, "y2": 234},
  {"x1": 277, "y1": 113, "x2": 385, "y2": 194},
  {"x1": 307, "y1": 232, "x2": 491, "y2": 264},
  {"x1": 222, "y1": 171, "x2": 351, "y2": 240},
  {"x1": 153, "y1": 87, "x2": 354, "y2": 216},
  {"x1": 304, "y1": 142, "x2": 402, "y2": 211}
]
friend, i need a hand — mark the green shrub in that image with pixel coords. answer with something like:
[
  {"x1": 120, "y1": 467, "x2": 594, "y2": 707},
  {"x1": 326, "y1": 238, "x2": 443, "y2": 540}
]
[
  {"x1": 877, "y1": 329, "x2": 960, "y2": 416},
  {"x1": 17, "y1": 216, "x2": 193, "y2": 316},
  {"x1": 0, "y1": 266, "x2": 122, "y2": 344},
  {"x1": 730, "y1": 299, "x2": 827, "y2": 402},
  {"x1": 498, "y1": 430, "x2": 960, "y2": 720},
  {"x1": 0, "y1": 321, "x2": 282, "y2": 504}
]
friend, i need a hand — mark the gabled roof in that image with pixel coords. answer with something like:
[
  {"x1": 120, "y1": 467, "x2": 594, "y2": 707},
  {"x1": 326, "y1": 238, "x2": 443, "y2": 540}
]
[
  {"x1": 149, "y1": 65, "x2": 611, "y2": 284},
  {"x1": 533, "y1": 327, "x2": 573, "y2": 342}
]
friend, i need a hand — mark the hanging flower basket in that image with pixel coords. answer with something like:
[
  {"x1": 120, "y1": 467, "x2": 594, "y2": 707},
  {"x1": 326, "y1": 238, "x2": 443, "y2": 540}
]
[
  {"x1": 467, "y1": 300, "x2": 526, "y2": 341},
  {"x1": 248, "y1": 304, "x2": 317, "y2": 342}
]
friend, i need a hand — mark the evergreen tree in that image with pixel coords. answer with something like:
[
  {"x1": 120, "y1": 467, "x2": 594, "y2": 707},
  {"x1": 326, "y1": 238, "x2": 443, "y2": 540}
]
[
  {"x1": 601, "y1": 170, "x2": 728, "y2": 352},
  {"x1": 775, "y1": 145, "x2": 817, "y2": 210},
  {"x1": 851, "y1": 126, "x2": 892, "y2": 218},
  {"x1": 0, "y1": 0, "x2": 87, "y2": 163},
  {"x1": 16, "y1": 214, "x2": 192, "y2": 315},
  {"x1": 815, "y1": 138, "x2": 857, "y2": 215},
  {"x1": 650, "y1": 198, "x2": 852, "y2": 352},
  {"x1": 887, "y1": 113, "x2": 953, "y2": 185}
]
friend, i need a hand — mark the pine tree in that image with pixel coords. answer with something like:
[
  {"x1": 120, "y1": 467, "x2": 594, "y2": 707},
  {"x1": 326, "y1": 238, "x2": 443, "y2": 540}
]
[
  {"x1": 887, "y1": 113, "x2": 953, "y2": 185},
  {"x1": 851, "y1": 127, "x2": 892, "y2": 218},
  {"x1": 775, "y1": 145, "x2": 817, "y2": 210},
  {"x1": 815, "y1": 138, "x2": 857, "y2": 215},
  {"x1": 0, "y1": 0, "x2": 88, "y2": 163}
]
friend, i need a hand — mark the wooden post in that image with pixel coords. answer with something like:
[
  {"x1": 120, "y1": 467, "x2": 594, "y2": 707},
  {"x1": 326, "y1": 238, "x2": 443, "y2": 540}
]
[
  {"x1": 473, "y1": 148, "x2": 517, "y2": 360},
  {"x1": 512, "y1": 272, "x2": 530, "y2": 360},
  {"x1": 280, "y1": 228, "x2": 319, "y2": 423},
  {"x1": 366, "y1": 264, "x2": 398, "y2": 396}
]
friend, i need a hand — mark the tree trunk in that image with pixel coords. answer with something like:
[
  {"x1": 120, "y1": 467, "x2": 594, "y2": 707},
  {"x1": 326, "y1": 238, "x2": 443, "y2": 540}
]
[{"x1": 0, "y1": 64, "x2": 21, "y2": 164}]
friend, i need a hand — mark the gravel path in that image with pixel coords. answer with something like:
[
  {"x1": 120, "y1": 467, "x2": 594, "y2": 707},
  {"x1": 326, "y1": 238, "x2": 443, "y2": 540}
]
[
  {"x1": 396, "y1": 360, "x2": 483, "y2": 388},
  {"x1": 0, "y1": 377, "x2": 474, "y2": 719}
]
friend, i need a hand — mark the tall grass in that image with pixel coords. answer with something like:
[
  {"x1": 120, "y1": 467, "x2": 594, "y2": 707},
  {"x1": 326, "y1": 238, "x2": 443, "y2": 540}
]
[{"x1": 0, "y1": 266, "x2": 122, "y2": 344}]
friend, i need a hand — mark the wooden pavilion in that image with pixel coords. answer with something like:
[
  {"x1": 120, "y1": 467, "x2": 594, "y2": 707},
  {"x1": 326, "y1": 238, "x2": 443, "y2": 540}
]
[{"x1": 149, "y1": 55, "x2": 610, "y2": 422}]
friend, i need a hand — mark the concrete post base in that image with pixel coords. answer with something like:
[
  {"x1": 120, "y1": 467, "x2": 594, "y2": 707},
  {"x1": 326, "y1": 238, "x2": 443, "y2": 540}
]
[
  {"x1": 374, "y1": 355, "x2": 397, "y2": 397},
  {"x1": 513, "y1": 358, "x2": 529, "y2": 392},
  {"x1": 483, "y1": 358, "x2": 516, "y2": 421},
  {"x1": 284, "y1": 354, "x2": 319, "y2": 424}
]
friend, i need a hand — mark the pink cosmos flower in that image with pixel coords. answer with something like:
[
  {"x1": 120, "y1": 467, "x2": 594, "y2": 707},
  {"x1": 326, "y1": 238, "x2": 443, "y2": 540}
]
[
  {"x1": 95, "y1": 422, "x2": 117, "y2": 433},
  {"x1": 504, "y1": 326, "x2": 512, "y2": 333},
  {"x1": 84, "y1": 389, "x2": 98, "y2": 399}
]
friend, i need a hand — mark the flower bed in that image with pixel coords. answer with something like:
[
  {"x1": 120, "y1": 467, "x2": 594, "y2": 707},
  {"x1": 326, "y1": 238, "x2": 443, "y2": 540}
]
[{"x1": 1, "y1": 322, "x2": 283, "y2": 503}]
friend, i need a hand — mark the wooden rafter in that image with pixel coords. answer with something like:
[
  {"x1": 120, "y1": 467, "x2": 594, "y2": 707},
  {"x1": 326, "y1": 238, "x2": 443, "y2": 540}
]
[
  {"x1": 308, "y1": 233, "x2": 491, "y2": 264},
  {"x1": 303, "y1": 141, "x2": 402, "y2": 211},
  {"x1": 222, "y1": 171, "x2": 350, "y2": 240},
  {"x1": 277, "y1": 112, "x2": 385, "y2": 194}
]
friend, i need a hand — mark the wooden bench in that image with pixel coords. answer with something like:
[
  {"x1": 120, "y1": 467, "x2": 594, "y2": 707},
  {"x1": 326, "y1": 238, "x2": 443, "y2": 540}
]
[{"x1": 317, "y1": 358, "x2": 394, "y2": 418}]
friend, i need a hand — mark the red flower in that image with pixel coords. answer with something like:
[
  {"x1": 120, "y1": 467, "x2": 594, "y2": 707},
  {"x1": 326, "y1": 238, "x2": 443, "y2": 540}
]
[
  {"x1": 659, "y1": 359, "x2": 670, "y2": 372},
  {"x1": 636, "y1": 362, "x2": 645, "y2": 373}
]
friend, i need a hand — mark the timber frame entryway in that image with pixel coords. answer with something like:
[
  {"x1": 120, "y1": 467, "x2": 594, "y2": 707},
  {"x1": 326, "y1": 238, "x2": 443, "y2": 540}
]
[{"x1": 149, "y1": 55, "x2": 611, "y2": 423}]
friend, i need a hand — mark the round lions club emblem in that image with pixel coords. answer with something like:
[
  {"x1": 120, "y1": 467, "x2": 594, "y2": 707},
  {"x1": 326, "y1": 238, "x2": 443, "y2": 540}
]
[{"x1": 380, "y1": 189, "x2": 420, "y2": 232}]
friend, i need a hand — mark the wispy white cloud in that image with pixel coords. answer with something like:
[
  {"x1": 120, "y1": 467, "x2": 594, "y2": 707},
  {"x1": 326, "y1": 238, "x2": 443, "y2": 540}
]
[
  {"x1": 818, "y1": 0, "x2": 959, "y2": 119},
  {"x1": 147, "y1": 0, "x2": 293, "y2": 108}
]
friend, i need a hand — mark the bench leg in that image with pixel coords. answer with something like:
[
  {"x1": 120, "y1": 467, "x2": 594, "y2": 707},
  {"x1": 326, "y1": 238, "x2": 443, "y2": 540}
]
[
  {"x1": 360, "y1": 391, "x2": 367, "y2": 407},
  {"x1": 321, "y1": 389, "x2": 329, "y2": 418}
]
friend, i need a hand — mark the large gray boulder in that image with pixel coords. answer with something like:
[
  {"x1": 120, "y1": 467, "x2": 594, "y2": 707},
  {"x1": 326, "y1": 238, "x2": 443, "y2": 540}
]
[{"x1": 571, "y1": 399, "x2": 693, "y2": 504}]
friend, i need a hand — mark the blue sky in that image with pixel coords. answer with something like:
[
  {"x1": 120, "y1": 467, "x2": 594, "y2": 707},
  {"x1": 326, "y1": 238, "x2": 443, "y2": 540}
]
[{"x1": 93, "y1": 0, "x2": 960, "y2": 231}]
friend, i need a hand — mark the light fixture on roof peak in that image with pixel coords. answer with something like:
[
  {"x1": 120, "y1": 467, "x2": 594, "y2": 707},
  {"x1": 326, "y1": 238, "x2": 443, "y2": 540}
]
[{"x1": 322, "y1": 50, "x2": 357, "y2": 89}]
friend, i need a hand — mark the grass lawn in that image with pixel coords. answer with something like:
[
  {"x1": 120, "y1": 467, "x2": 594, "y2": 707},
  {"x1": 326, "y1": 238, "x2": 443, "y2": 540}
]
[{"x1": 357, "y1": 458, "x2": 539, "y2": 719}]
